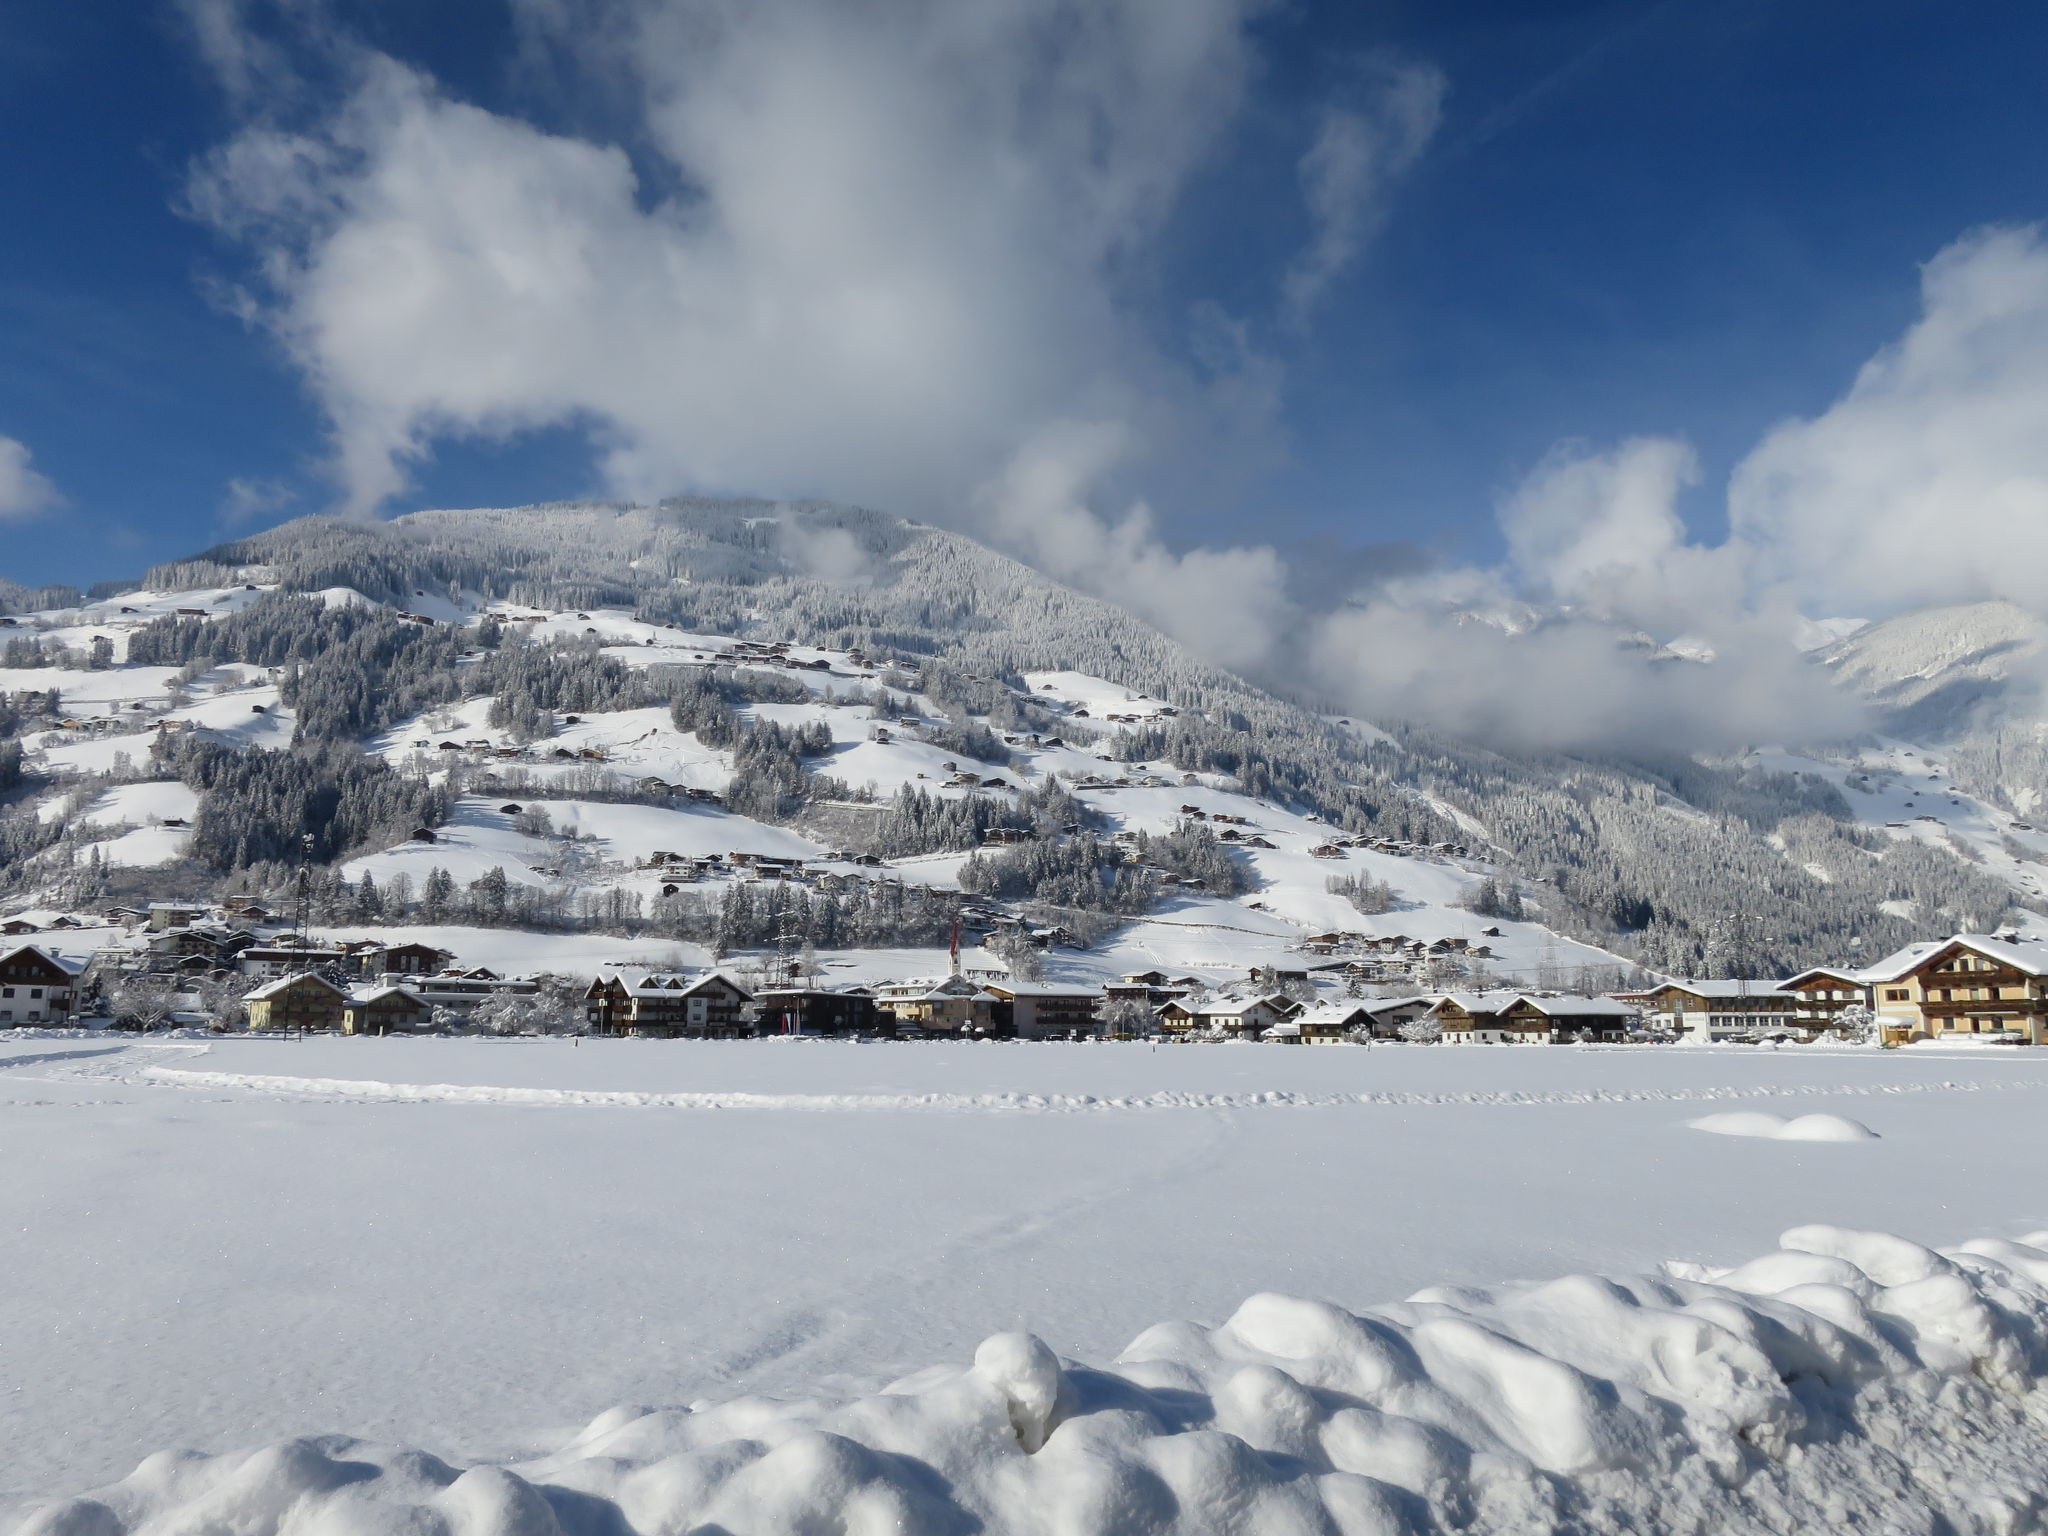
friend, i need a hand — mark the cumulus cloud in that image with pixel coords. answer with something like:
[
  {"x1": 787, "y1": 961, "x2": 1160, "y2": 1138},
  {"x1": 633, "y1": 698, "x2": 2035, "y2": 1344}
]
[
  {"x1": 178, "y1": 6, "x2": 2047, "y2": 754},
  {"x1": 1283, "y1": 59, "x2": 1445, "y2": 327},
  {"x1": 1278, "y1": 432, "x2": 1852, "y2": 751},
  {"x1": 1731, "y1": 225, "x2": 2048, "y2": 617},
  {"x1": 1276, "y1": 225, "x2": 2048, "y2": 749},
  {"x1": 0, "y1": 436, "x2": 60, "y2": 522},
  {"x1": 186, "y1": 0, "x2": 1279, "y2": 524}
]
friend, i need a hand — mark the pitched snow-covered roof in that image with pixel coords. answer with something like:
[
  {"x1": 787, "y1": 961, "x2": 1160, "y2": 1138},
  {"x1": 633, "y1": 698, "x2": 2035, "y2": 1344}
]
[
  {"x1": 0, "y1": 944, "x2": 88, "y2": 977},
  {"x1": 347, "y1": 984, "x2": 424, "y2": 1006},
  {"x1": 1856, "y1": 933, "x2": 2048, "y2": 983},
  {"x1": 1780, "y1": 966, "x2": 1866, "y2": 988},
  {"x1": 1646, "y1": 980, "x2": 1796, "y2": 1003},
  {"x1": 245, "y1": 971, "x2": 347, "y2": 1000},
  {"x1": 1430, "y1": 991, "x2": 1636, "y2": 1019},
  {"x1": 984, "y1": 981, "x2": 1101, "y2": 999},
  {"x1": 1291, "y1": 1003, "x2": 1372, "y2": 1027},
  {"x1": 1516, "y1": 995, "x2": 1639, "y2": 1018}
]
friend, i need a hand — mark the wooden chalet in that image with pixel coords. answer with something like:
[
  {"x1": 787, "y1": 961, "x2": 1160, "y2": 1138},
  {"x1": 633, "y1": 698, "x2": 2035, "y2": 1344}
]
[
  {"x1": 0, "y1": 945, "x2": 85, "y2": 1025},
  {"x1": 342, "y1": 985, "x2": 432, "y2": 1036},
  {"x1": 1637, "y1": 981, "x2": 1800, "y2": 1041},
  {"x1": 1430, "y1": 992, "x2": 1637, "y2": 1044},
  {"x1": 1777, "y1": 967, "x2": 1873, "y2": 1036},
  {"x1": 584, "y1": 971, "x2": 754, "y2": 1037},
  {"x1": 754, "y1": 988, "x2": 883, "y2": 1037},
  {"x1": 1857, "y1": 933, "x2": 2048, "y2": 1044},
  {"x1": 981, "y1": 982, "x2": 1102, "y2": 1039},
  {"x1": 244, "y1": 972, "x2": 348, "y2": 1032},
  {"x1": 870, "y1": 974, "x2": 1005, "y2": 1036}
]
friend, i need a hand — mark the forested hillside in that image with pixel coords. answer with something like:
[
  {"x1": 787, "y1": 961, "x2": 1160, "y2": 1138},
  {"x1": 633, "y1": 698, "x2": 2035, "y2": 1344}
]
[{"x1": 2, "y1": 497, "x2": 2035, "y2": 976}]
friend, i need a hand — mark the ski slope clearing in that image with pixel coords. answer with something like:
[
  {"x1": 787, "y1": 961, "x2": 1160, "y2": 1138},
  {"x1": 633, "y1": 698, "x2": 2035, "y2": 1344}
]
[
  {"x1": 9, "y1": 1040, "x2": 2048, "y2": 1525},
  {"x1": 1749, "y1": 739, "x2": 2048, "y2": 908}
]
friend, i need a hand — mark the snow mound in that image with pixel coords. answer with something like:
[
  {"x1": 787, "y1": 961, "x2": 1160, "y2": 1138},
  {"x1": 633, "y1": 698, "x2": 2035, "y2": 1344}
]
[
  {"x1": 1689, "y1": 1111, "x2": 1879, "y2": 1142},
  {"x1": 29, "y1": 1224, "x2": 2048, "y2": 1535}
]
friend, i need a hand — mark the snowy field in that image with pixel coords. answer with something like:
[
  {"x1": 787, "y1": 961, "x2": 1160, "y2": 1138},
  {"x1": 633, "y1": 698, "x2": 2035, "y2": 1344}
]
[{"x1": 11, "y1": 1038, "x2": 2048, "y2": 1529}]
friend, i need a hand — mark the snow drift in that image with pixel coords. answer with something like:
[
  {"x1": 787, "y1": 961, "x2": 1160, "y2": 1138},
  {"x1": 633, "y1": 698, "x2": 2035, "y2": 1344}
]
[
  {"x1": 1688, "y1": 1110, "x2": 1881, "y2": 1142},
  {"x1": 26, "y1": 1224, "x2": 2048, "y2": 1535}
]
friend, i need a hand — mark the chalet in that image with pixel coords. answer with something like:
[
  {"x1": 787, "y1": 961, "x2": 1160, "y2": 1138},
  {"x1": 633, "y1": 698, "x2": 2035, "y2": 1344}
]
[
  {"x1": 1160, "y1": 993, "x2": 1299, "y2": 1039},
  {"x1": 1430, "y1": 992, "x2": 1637, "y2": 1044},
  {"x1": 982, "y1": 982, "x2": 1102, "y2": 1039},
  {"x1": 1855, "y1": 933, "x2": 2048, "y2": 1044},
  {"x1": 243, "y1": 972, "x2": 348, "y2": 1032},
  {"x1": 753, "y1": 988, "x2": 883, "y2": 1037},
  {"x1": 1778, "y1": 967, "x2": 1873, "y2": 1035},
  {"x1": 146, "y1": 902, "x2": 209, "y2": 932},
  {"x1": 362, "y1": 941, "x2": 456, "y2": 976},
  {"x1": 1638, "y1": 981, "x2": 1799, "y2": 1041},
  {"x1": 342, "y1": 985, "x2": 432, "y2": 1036},
  {"x1": 584, "y1": 971, "x2": 754, "y2": 1037},
  {"x1": 238, "y1": 944, "x2": 348, "y2": 980},
  {"x1": 0, "y1": 918, "x2": 41, "y2": 936},
  {"x1": 0, "y1": 946, "x2": 84, "y2": 1025},
  {"x1": 1103, "y1": 972, "x2": 1202, "y2": 1013},
  {"x1": 402, "y1": 971, "x2": 539, "y2": 1012},
  {"x1": 103, "y1": 905, "x2": 148, "y2": 925},
  {"x1": 1287, "y1": 1002, "x2": 1380, "y2": 1043},
  {"x1": 870, "y1": 975, "x2": 1005, "y2": 1036}
]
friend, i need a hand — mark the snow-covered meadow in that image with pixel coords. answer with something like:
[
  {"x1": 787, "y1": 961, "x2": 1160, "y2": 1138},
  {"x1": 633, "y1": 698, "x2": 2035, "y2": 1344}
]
[{"x1": 10, "y1": 1036, "x2": 2048, "y2": 1530}]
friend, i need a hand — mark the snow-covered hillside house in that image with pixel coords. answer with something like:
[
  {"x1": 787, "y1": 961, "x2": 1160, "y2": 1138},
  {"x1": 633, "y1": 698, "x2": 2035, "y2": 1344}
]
[
  {"x1": 1284, "y1": 997, "x2": 1437, "y2": 1043},
  {"x1": 1430, "y1": 993, "x2": 1637, "y2": 1044},
  {"x1": 1778, "y1": 967, "x2": 1874, "y2": 1035},
  {"x1": 357, "y1": 942, "x2": 456, "y2": 975},
  {"x1": 754, "y1": 988, "x2": 882, "y2": 1037},
  {"x1": 584, "y1": 971, "x2": 753, "y2": 1038},
  {"x1": 342, "y1": 985, "x2": 432, "y2": 1036},
  {"x1": 1103, "y1": 972, "x2": 1203, "y2": 1010},
  {"x1": 1158, "y1": 993, "x2": 1300, "y2": 1039},
  {"x1": 871, "y1": 975, "x2": 1004, "y2": 1036},
  {"x1": 397, "y1": 970, "x2": 540, "y2": 1013},
  {"x1": 145, "y1": 902, "x2": 210, "y2": 932},
  {"x1": 1281, "y1": 1002, "x2": 1375, "y2": 1043},
  {"x1": 981, "y1": 982, "x2": 1102, "y2": 1039},
  {"x1": 1638, "y1": 981, "x2": 1799, "y2": 1041},
  {"x1": 239, "y1": 943, "x2": 349, "y2": 981},
  {"x1": 244, "y1": 972, "x2": 347, "y2": 1032},
  {"x1": 0, "y1": 945, "x2": 84, "y2": 1025},
  {"x1": 1855, "y1": 933, "x2": 2048, "y2": 1044}
]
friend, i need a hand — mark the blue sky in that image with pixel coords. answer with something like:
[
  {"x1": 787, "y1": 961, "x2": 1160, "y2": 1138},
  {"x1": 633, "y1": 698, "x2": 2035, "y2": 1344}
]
[{"x1": 1, "y1": 0, "x2": 2044, "y2": 593}]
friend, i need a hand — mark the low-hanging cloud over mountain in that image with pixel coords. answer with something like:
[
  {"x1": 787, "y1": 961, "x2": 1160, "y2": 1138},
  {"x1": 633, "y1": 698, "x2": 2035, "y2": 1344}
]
[{"x1": 179, "y1": 3, "x2": 2048, "y2": 752}]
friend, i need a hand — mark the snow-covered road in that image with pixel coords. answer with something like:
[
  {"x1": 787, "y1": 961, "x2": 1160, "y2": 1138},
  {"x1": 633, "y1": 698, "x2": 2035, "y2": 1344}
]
[{"x1": 8, "y1": 1038, "x2": 2048, "y2": 1525}]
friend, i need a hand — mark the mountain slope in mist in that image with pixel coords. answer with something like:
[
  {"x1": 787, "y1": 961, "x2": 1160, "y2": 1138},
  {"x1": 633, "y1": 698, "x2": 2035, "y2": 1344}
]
[{"x1": 37, "y1": 498, "x2": 2041, "y2": 975}]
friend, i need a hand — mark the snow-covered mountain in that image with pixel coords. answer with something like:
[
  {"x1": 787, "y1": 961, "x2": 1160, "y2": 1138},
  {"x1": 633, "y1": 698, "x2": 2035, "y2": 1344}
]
[{"x1": 0, "y1": 498, "x2": 2035, "y2": 980}]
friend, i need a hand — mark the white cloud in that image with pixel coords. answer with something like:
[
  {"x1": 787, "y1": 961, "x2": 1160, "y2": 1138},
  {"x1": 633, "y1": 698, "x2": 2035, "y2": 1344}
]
[
  {"x1": 0, "y1": 436, "x2": 60, "y2": 522},
  {"x1": 977, "y1": 419, "x2": 1292, "y2": 676},
  {"x1": 1731, "y1": 224, "x2": 2048, "y2": 618},
  {"x1": 187, "y1": 0, "x2": 1274, "y2": 525},
  {"x1": 220, "y1": 476, "x2": 297, "y2": 524},
  {"x1": 1282, "y1": 59, "x2": 1444, "y2": 327}
]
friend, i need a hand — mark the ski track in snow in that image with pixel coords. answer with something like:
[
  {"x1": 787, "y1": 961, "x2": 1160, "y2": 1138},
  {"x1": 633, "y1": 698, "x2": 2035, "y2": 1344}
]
[{"x1": 124, "y1": 1062, "x2": 2035, "y2": 1114}]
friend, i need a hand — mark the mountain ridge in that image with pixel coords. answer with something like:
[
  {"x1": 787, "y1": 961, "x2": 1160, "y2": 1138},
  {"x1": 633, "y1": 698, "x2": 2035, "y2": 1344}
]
[{"x1": 0, "y1": 496, "x2": 2035, "y2": 978}]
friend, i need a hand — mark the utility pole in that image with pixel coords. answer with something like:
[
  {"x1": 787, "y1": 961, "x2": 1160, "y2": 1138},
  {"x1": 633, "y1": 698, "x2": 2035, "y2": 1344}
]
[{"x1": 296, "y1": 832, "x2": 315, "y2": 946}]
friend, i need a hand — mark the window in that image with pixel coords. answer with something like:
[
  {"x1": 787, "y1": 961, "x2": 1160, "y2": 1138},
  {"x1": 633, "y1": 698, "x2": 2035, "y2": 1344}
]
[
  {"x1": 1885, "y1": 989, "x2": 1907, "y2": 1001},
  {"x1": 29, "y1": 989, "x2": 41, "y2": 999},
  {"x1": 1, "y1": 988, "x2": 10, "y2": 998}
]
